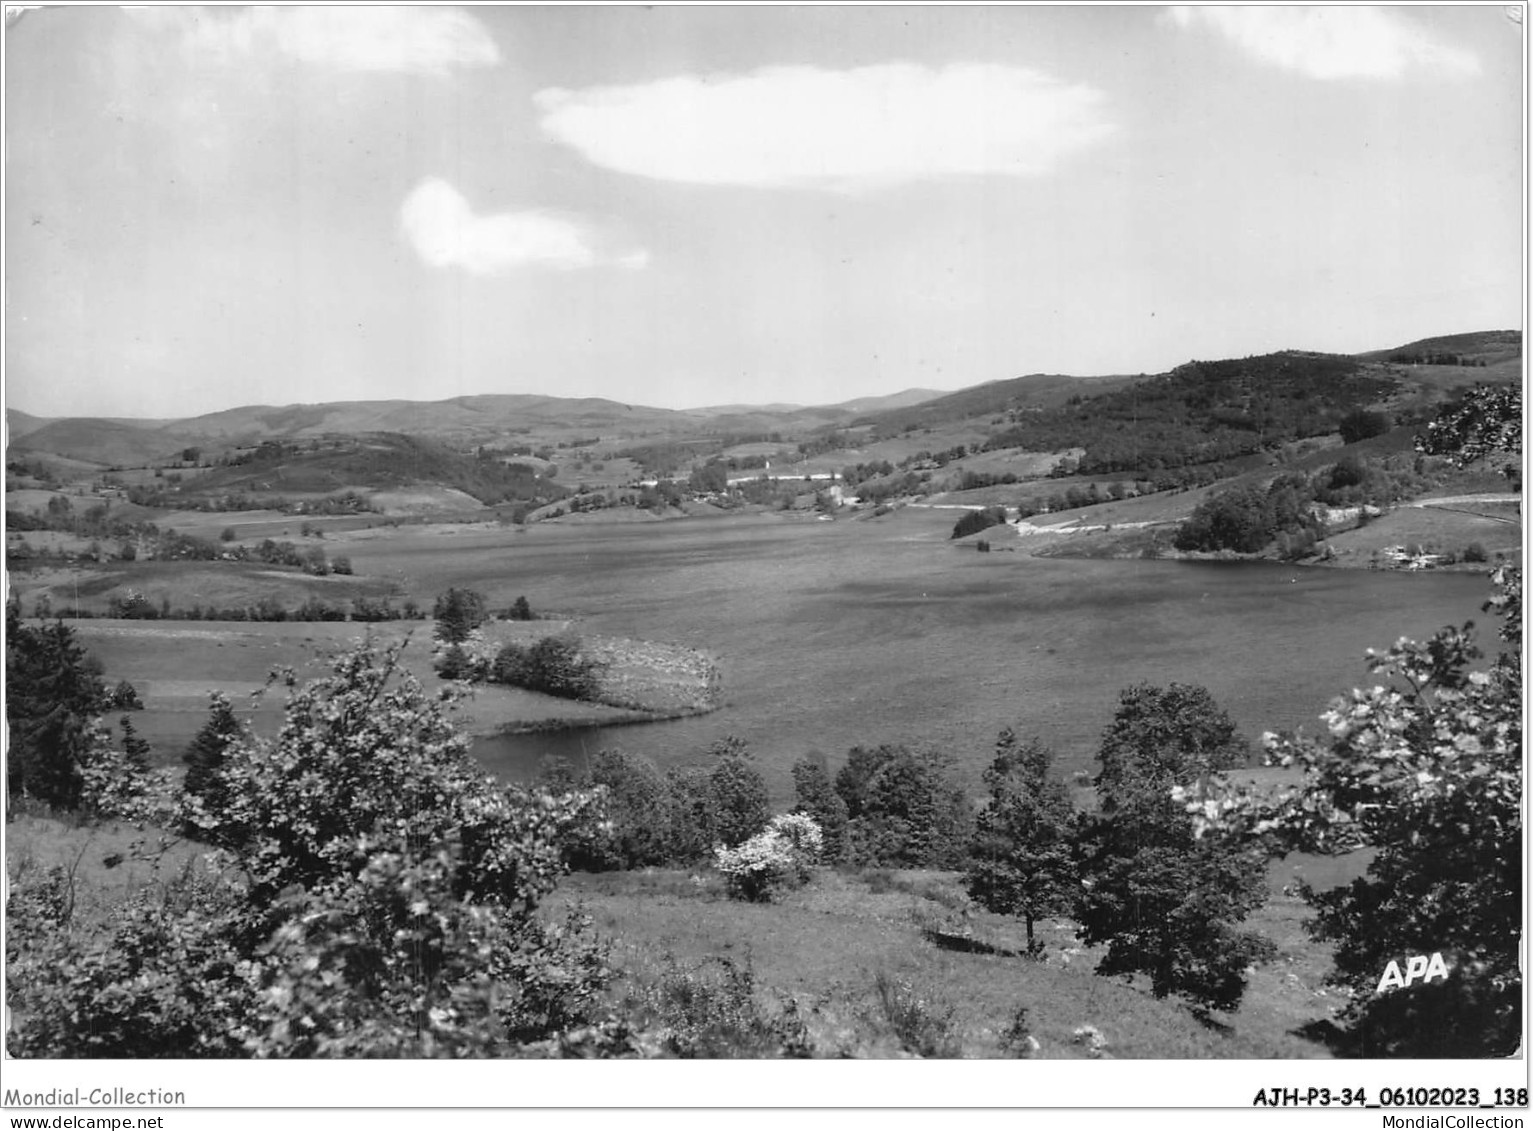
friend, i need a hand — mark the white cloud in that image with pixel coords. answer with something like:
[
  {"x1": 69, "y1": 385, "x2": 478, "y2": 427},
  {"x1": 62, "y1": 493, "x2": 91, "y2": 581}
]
[
  {"x1": 133, "y1": 6, "x2": 500, "y2": 75},
  {"x1": 400, "y1": 179, "x2": 646, "y2": 274},
  {"x1": 534, "y1": 63, "x2": 1114, "y2": 192},
  {"x1": 1165, "y1": 6, "x2": 1480, "y2": 81}
]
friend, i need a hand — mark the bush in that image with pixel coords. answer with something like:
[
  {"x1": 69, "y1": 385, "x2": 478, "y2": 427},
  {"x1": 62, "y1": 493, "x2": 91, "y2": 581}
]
[
  {"x1": 1338, "y1": 408, "x2": 1391, "y2": 444},
  {"x1": 1463, "y1": 541, "x2": 1488, "y2": 563},
  {"x1": 7, "y1": 640, "x2": 614, "y2": 1058},
  {"x1": 872, "y1": 971, "x2": 960, "y2": 1057},
  {"x1": 714, "y1": 813, "x2": 823, "y2": 902},
  {"x1": 491, "y1": 634, "x2": 603, "y2": 700},
  {"x1": 624, "y1": 956, "x2": 813, "y2": 1058},
  {"x1": 1204, "y1": 569, "x2": 1522, "y2": 1055},
  {"x1": 6, "y1": 863, "x2": 257, "y2": 1057},
  {"x1": 950, "y1": 507, "x2": 1007, "y2": 540}
]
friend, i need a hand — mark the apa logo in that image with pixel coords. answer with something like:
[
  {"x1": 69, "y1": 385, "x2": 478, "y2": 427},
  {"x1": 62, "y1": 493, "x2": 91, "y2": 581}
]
[{"x1": 1375, "y1": 952, "x2": 1451, "y2": 993}]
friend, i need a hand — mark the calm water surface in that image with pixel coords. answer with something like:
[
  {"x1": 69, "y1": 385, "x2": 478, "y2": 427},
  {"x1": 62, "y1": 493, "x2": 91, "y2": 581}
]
[{"x1": 437, "y1": 514, "x2": 1495, "y2": 800}]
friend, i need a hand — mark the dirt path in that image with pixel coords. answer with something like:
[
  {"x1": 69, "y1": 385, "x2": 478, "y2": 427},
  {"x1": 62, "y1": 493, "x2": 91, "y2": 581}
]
[
  {"x1": 1402, "y1": 493, "x2": 1520, "y2": 508},
  {"x1": 1011, "y1": 518, "x2": 1167, "y2": 537},
  {"x1": 1401, "y1": 493, "x2": 1521, "y2": 524}
]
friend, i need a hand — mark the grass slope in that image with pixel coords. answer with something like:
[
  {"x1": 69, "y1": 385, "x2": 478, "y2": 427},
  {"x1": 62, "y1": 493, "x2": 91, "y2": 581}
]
[
  {"x1": 3, "y1": 810, "x2": 1343, "y2": 1059},
  {"x1": 549, "y1": 863, "x2": 1338, "y2": 1058}
]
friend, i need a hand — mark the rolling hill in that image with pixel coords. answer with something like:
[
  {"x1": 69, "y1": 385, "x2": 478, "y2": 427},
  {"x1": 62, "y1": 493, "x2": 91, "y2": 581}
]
[{"x1": 6, "y1": 331, "x2": 1517, "y2": 480}]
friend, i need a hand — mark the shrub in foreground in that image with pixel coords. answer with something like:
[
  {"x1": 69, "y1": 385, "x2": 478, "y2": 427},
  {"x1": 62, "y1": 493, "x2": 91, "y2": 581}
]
[
  {"x1": 1194, "y1": 568, "x2": 1522, "y2": 1055},
  {"x1": 7, "y1": 639, "x2": 614, "y2": 1057},
  {"x1": 622, "y1": 956, "x2": 813, "y2": 1058}
]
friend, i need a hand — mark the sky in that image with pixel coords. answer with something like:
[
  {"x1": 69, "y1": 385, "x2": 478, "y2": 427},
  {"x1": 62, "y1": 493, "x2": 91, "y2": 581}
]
[{"x1": 3, "y1": 4, "x2": 1523, "y2": 420}]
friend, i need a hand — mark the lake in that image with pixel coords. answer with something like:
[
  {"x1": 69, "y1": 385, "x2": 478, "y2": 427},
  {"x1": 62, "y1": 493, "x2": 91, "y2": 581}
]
[{"x1": 368, "y1": 511, "x2": 1501, "y2": 802}]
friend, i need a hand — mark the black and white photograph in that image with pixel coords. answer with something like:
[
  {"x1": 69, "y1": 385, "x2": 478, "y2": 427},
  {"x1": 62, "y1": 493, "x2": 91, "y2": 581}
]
[{"x1": 2, "y1": 2, "x2": 1524, "y2": 1122}]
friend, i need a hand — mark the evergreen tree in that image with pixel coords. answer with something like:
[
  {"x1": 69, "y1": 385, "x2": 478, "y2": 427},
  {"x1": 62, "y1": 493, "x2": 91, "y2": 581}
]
[
  {"x1": 180, "y1": 693, "x2": 243, "y2": 845},
  {"x1": 119, "y1": 715, "x2": 152, "y2": 775},
  {"x1": 965, "y1": 731, "x2": 1077, "y2": 955},
  {"x1": 5, "y1": 607, "x2": 108, "y2": 809},
  {"x1": 432, "y1": 587, "x2": 488, "y2": 645},
  {"x1": 791, "y1": 753, "x2": 849, "y2": 863}
]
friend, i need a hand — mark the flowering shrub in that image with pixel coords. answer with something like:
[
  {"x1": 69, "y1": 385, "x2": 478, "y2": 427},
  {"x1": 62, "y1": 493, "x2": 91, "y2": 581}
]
[
  {"x1": 8, "y1": 638, "x2": 615, "y2": 1058},
  {"x1": 713, "y1": 813, "x2": 823, "y2": 902},
  {"x1": 1178, "y1": 568, "x2": 1521, "y2": 1055}
]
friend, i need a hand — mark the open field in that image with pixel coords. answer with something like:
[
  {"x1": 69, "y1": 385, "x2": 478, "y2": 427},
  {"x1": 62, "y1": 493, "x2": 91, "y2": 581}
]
[
  {"x1": 8, "y1": 558, "x2": 404, "y2": 619},
  {"x1": 1322, "y1": 498, "x2": 1522, "y2": 569}
]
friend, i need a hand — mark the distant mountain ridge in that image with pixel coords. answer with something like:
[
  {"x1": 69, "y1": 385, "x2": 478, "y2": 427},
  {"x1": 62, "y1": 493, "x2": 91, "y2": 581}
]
[{"x1": 6, "y1": 332, "x2": 1517, "y2": 469}]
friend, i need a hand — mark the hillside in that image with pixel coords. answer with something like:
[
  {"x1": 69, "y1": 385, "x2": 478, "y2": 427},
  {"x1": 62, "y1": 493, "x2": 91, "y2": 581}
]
[
  {"x1": 850, "y1": 372, "x2": 1138, "y2": 435},
  {"x1": 1358, "y1": 329, "x2": 1522, "y2": 368},
  {"x1": 143, "y1": 433, "x2": 569, "y2": 509},
  {"x1": 4, "y1": 409, "x2": 55, "y2": 441},
  {"x1": 9, "y1": 418, "x2": 203, "y2": 468},
  {"x1": 7, "y1": 330, "x2": 1517, "y2": 494},
  {"x1": 178, "y1": 394, "x2": 690, "y2": 444}
]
